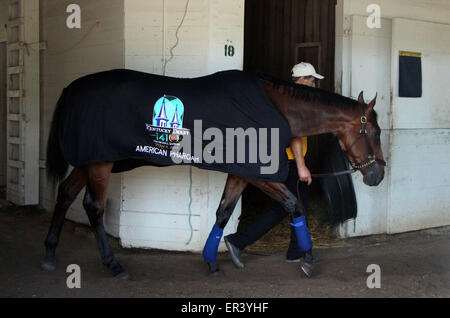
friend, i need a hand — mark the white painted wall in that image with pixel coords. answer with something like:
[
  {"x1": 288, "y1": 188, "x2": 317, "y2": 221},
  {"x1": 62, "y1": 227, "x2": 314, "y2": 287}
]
[
  {"x1": 124, "y1": 0, "x2": 244, "y2": 76},
  {"x1": 343, "y1": 0, "x2": 450, "y2": 25},
  {"x1": 391, "y1": 18, "x2": 450, "y2": 130},
  {"x1": 337, "y1": 15, "x2": 392, "y2": 237},
  {"x1": 121, "y1": 0, "x2": 245, "y2": 252},
  {"x1": 388, "y1": 130, "x2": 450, "y2": 233},
  {"x1": 0, "y1": 42, "x2": 6, "y2": 190},
  {"x1": 388, "y1": 18, "x2": 450, "y2": 233},
  {"x1": 336, "y1": 0, "x2": 450, "y2": 237}
]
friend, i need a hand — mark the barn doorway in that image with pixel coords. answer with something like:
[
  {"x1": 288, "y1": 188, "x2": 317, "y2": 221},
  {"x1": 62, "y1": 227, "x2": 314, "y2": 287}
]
[
  {"x1": 0, "y1": 42, "x2": 6, "y2": 200},
  {"x1": 241, "y1": 0, "x2": 339, "y2": 253}
]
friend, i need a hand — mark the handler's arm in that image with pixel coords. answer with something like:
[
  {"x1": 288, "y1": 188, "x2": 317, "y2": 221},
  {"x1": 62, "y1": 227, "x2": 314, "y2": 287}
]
[{"x1": 291, "y1": 137, "x2": 312, "y2": 186}]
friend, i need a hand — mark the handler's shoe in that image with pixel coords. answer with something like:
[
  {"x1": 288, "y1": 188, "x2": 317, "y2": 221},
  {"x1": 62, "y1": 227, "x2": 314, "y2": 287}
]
[
  {"x1": 285, "y1": 257, "x2": 301, "y2": 263},
  {"x1": 224, "y1": 236, "x2": 244, "y2": 269},
  {"x1": 305, "y1": 251, "x2": 320, "y2": 264},
  {"x1": 286, "y1": 251, "x2": 320, "y2": 264},
  {"x1": 300, "y1": 259, "x2": 314, "y2": 278}
]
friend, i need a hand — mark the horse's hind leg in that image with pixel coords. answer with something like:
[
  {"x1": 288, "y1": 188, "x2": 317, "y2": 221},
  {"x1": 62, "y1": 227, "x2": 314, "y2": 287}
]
[
  {"x1": 247, "y1": 180, "x2": 305, "y2": 218},
  {"x1": 42, "y1": 167, "x2": 88, "y2": 271},
  {"x1": 83, "y1": 162, "x2": 129, "y2": 280},
  {"x1": 203, "y1": 174, "x2": 248, "y2": 275}
]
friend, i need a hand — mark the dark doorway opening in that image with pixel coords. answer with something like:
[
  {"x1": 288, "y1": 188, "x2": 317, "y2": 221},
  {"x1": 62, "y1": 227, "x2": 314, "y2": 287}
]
[{"x1": 241, "y1": 0, "x2": 339, "y2": 253}]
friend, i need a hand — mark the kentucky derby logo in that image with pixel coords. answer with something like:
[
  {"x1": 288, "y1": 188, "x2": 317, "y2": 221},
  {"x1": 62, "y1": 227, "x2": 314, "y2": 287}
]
[
  {"x1": 145, "y1": 95, "x2": 190, "y2": 149},
  {"x1": 153, "y1": 95, "x2": 184, "y2": 129}
]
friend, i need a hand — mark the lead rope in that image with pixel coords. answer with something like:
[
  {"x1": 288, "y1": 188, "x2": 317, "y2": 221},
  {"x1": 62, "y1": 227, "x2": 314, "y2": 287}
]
[{"x1": 311, "y1": 169, "x2": 356, "y2": 178}]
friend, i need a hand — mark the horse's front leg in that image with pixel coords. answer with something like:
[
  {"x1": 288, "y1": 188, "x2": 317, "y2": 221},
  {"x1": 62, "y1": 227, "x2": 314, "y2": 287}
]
[
  {"x1": 248, "y1": 180, "x2": 314, "y2": 277},
  {"x1": 203, "y1": 174, "x2": 248, "y2": 275}
]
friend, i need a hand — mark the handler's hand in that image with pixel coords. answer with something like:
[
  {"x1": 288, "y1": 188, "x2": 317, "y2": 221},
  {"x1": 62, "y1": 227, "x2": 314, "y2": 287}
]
[{"x1": 298, "y1": 166, "x2": 312, "y2": 186}]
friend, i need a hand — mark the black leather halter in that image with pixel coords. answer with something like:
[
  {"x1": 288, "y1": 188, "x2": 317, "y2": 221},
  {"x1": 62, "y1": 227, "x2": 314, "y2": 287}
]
[{"x1": 342, "y1": 105, "x2": 387, "y2": 170}]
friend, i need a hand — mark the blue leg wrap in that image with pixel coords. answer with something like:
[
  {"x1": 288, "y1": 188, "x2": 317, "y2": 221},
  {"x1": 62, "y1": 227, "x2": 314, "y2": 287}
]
[
  {"x1": 290, "y1": 216, "x2": 312, "y2": 252},
  {"x1": 203, "y1": 225, "x2": 224, "y2": 263}
]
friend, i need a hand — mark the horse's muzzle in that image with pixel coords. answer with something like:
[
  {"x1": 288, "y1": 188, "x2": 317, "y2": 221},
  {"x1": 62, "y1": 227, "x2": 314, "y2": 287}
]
[{"x1": 363, "y1": 164, "x2": 385, "y2": 186}]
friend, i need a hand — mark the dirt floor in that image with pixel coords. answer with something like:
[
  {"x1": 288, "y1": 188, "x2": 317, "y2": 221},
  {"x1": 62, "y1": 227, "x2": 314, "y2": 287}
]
[{"x1": 0, "y1": 202, "x2": 448, "y2": 298}]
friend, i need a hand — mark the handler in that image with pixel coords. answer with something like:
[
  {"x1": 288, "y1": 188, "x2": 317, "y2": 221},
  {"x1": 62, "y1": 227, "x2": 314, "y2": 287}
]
[{"x1": 224, "y1": 62, "x2": 323, "y2": 277}]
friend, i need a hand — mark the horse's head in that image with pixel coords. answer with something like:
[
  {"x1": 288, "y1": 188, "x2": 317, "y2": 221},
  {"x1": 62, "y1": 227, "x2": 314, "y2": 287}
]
[{"x1": 336, "y1": 92, "x2": 386, "y2": 186}]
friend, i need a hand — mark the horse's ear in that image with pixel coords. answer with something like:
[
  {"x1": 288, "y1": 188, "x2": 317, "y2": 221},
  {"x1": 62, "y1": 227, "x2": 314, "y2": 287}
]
[
  {"x1": 358, "y1": 91, "x2": 364, "y2": 104},
  {"x1": 367, "y1": 93, "x2": 377, "y2": 111}
]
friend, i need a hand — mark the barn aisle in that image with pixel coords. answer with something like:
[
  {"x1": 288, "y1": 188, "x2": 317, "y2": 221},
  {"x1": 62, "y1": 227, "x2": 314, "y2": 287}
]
[{"x1": 0, "y1": 205, "x2": 448, "y2": 298}]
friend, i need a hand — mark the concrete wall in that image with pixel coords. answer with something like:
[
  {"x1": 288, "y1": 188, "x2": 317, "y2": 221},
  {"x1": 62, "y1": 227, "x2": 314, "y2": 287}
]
[
  {"x1": 336, "y1": 0, "x2": 450, "y2": 237},
  {"x1": 39, "y1": 0, "x2": 125, "y2": 236}
]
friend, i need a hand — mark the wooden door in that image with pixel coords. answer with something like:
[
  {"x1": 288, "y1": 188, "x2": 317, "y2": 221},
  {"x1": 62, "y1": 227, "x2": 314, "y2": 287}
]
[
  {"x1": 244, "y1": 0, "x2": 337, "y2": 193},
  {"x1": 244, "y1": 0, "x2": 336, "y2": 91}
]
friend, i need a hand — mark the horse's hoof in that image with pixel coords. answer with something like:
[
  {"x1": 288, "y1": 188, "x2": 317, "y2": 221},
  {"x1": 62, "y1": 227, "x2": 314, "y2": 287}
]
[
  {"x1": 208, "y1": 267, "x2": 224, "y2": 278},
  {"x1": 207, "y1": 262, "x2": 222, "y2": 277},
  {"x1": 209, "y1": 270, "x2": 224, "y2": 277},
  {"x1": 116, "y1": 271, "x2": 132, "y2": 281},
  {"x1": 41, "y1": 260, "x2": 56, "y2": 272}
]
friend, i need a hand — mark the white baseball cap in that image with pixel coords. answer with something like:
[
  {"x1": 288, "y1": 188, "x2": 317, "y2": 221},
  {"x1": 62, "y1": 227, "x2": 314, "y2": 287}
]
[{"x1": 291, "y1": 62, "x2": 324, "y2": 79}]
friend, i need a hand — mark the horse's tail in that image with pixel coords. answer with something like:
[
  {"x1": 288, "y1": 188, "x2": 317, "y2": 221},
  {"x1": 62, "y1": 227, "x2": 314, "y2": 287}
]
[{"x1": 46, "y1": 89, "x2": 68, "y2": 182}]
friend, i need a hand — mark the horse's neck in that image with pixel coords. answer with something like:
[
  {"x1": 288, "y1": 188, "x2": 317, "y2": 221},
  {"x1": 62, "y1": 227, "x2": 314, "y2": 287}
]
[{"x1": 263, "y1": 83, "x2": 347, "y2": 138}]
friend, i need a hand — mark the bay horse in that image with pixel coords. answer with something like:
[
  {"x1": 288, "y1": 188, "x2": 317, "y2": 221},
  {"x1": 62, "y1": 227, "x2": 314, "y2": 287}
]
[{"x1": 42, "y1": 72, "x2": 385, "y2": 280}]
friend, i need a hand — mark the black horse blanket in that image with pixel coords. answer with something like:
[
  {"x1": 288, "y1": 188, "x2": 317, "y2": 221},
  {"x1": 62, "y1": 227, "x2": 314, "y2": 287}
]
[{"x1": 56, "y1": 69, "x2": 291, "y2": 181}]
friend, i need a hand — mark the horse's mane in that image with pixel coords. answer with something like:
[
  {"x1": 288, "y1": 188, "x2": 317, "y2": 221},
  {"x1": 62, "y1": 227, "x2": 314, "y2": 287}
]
[{"x1": 258, "y1": 73, "x2": 361, "y2": 110}]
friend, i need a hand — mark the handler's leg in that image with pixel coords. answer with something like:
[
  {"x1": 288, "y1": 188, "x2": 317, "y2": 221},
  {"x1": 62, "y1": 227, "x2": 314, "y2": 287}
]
[
  {"x1": 225, "y1": 201, "x2": 286, "y2": 251},
  {"x1": 247, "y1": 180, "x2": 314, "y2": 277},
  {"x1": 83, "y1": 163, "x2": 129, "y2": 279},
  {"x1": 203, "y1": 174, "x2": 248, "y2": 275},
  {"x1": 225, "y1": 161, "x2": 298, "y2": 259},
  {"x1": 286, "y1": 161, "x2": 309, "y2": 262},
  {"x1": 42, "y1": 168, "x2": 87, "y2": 271}
]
